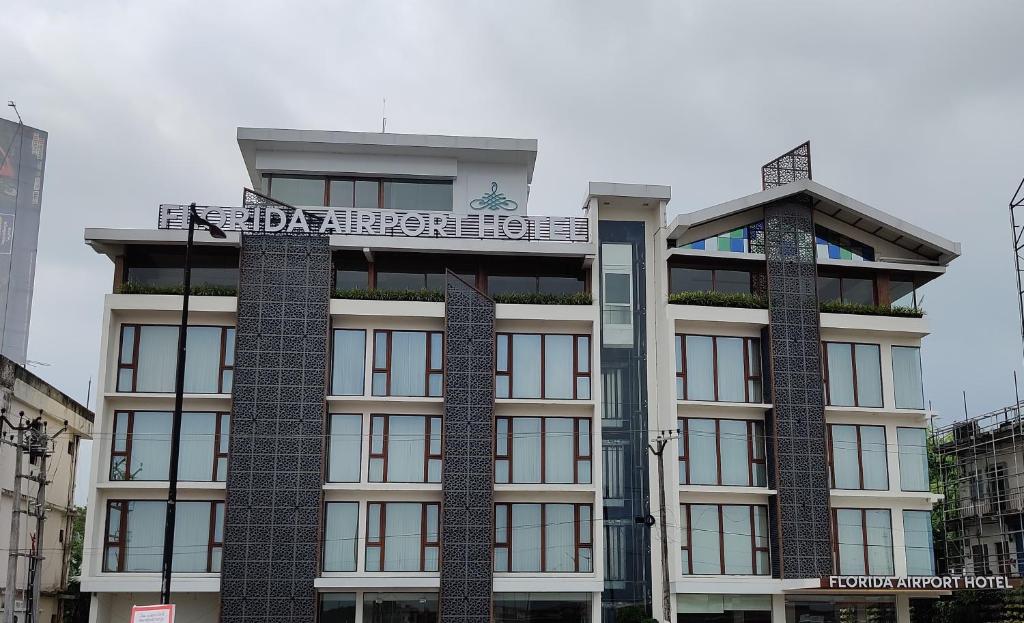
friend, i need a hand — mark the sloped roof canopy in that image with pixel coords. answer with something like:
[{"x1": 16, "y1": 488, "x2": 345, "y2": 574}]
[{"x1": 667, "y1": 178, "x2": 960, "y2": 266}]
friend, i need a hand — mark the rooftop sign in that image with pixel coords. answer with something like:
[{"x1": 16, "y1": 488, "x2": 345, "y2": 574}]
[
  {"x1": 822, "y1": 575, "x2": 1014, "y2": 591},
  {"x1": 158, "y1": 190, "x2": 588, "y2": 243}
]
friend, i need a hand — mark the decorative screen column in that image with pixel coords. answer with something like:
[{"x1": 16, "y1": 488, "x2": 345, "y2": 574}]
[
  {"x1": 763, "y1": 199, "x2": 833, "y2": 578},
  {"x1": 438, "y1": 273, "x2": 496, "y2": 623},
  {"x1": 219, "y1": 234, "x2": 331, "y2": 622}
]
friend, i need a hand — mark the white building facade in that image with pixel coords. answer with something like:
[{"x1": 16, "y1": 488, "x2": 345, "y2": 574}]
[{"x1": 81, "y1": 129, "x2": 960, "y2": 623}]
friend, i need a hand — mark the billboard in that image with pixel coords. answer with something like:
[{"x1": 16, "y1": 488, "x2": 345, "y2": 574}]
[{"x1": 0, "y1": 117, "x2": 47, "y2": 365}]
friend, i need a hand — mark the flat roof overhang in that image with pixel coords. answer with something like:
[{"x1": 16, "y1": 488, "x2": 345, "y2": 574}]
[{"x1": 84, "y1": 228, "x2": 597, "y2": 261}]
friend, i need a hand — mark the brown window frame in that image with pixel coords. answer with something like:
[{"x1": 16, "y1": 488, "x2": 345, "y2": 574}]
[
  {"x1": 103, "y1": 499, "x2": 223, "y2": 573},
  {"x1": 493, "y1": 502, "x2": 593, "y2": 573},
  {"x1": 674, "y1": 335, "x2": 762, "y2": 403},
  {"x1": 668, "y1": 266, "x2": 754, "y2": 295},
  {"x1": 832, "y1": 507, "x2": 894, "y2": 576},
  {"x1": 368, "y1": 414, "x2": 442, "y2": 483},
  {"x1": 109, "y1": 411, "x2": 229, "y2": 482},
  {"x1": 677, "y1": 418, "x2": 766, "y2": 487},
  {"x1": 371, "y1": 330, "x2": 444, "y2": 397},
  {"x1": 679, "y1": 503, "x2": 770, "y2": 575},
  {"x1": 495, "y1": 416, "x2": 592, "y2": 484},
  {"x1": 265, "y1": 173, "x2": 455, "y2": 210},
  {"x1": 827, "y1": 424, "x2": 889, "y2": 491},
  {"x1": 365, "y1": 502, "x2": 440, "y2": 572},
  {"x1": 821, "y1": 341, "x2": 883, "y2": 408},
  {"x1": 495, "y1": 333, "x2": 592, "y2": 400},
  {"x1": 116, "y1": 324, "x2": 235, "y2": 394},
  {"x1": 817, "y1": 274, "x2": 878, "y2": 306}
]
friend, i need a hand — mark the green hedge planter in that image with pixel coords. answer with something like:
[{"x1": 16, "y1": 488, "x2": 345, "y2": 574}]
[
  {"x1": 333, "y1": 288, "x2": 593, "y2": 305},
  {"x1": 117, "y1": 282, "x2": 238, "y2": 296},
  {"x1": 819, "y1": 300, "x2": 924, "y2": 318},
  {"x1": 668, "y1": 291, "x2": 768, "y2": 309}
]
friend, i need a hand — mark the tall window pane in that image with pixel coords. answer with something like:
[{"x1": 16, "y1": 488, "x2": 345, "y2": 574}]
[
  {"x1": 172, "y1": 501, "x2": 211, "y2": 572},
  {"x1": 688, "y1": 420, "x2": 718, "y2": 485},
  {"x1": 328, "y1": 415, "x2": 361, "y2": 482},
  {"x1": 545, "y1": 418, "x2": 574, "y2": 484},
  {"x1": 544, "y1": 335, "x2": 574, "y2": 399},
  {"x1": 179, "y1": 412, "x2": 217, "y2": 481},
  {"x1": 184, "y1": 327, "x2": 221, "y2": 393},
  {"x1": 854, "y1": 344, "x2": 883, "y2": 407},
  {"x1": 836, "y1": 509, "x2": 865, "y2": 575},
  {"x1": 690, "y1": 505, "x2": 721, "y2": 574},
  {"x1": 511, "y1": 335, "x2": 542, "y2": 398},
  {"x1": 390, "y1": 332, "x2": 427, "y2": 396},
  {"x1": 512, "y1": 504, "x2": 542, "y2": 572},
  {"x1": 332, "y1": 330, "x2": 365, "y2": 395},
  {"x1": 130, "y1": 411, "x2": 172, "y2": 480},
  {"x1": 135, "y1": 326, "x2": 177, "y2": 392},
  {"x1": 898, "y1": 427, "x2": 929, "y2": 492},
  {"x1": 904, "y1": 510, "x2": 935, "y2": 575},
  {"x1": 716, "y1": 338, "x2": 746, "y2": 402},
  {"x1": 831, "y1": 425, "x2": 860, "y2": 489},
  {"x1": 324, "y1": 503, "x2": 358, "y2": 572},
  {"x1": 685, "y1": 336, "x2": 715, "y2": 401},
  {"x1": 893, "y1": 346, "x2": 924, "y2": 409},
  {"x1": 720, "y1": 420, "x2": 749, "y2": 486},
  {"x1": 826, "y1": 343, "x2": 854, "y2": 406},
  {"x1": 722, "y1": 505, "x2": 753, "y2": 574},
  {"x1": 124, "y1": 501, "x2": 166, "y2": 571},
  {"x1": 383, "y1": 503, "x2": 423, "y2": 571},
  {"x1": 512, "y1": 418, "x2": 541, "y2": 484},
  {"x1": 866, "y1": 510, "x2": 894, "y2": 575},
  {"x1": 387, "y1": 416, "x2": 426, "y2": 482},
  {"x1": 860, "y1": 426, "x2": 888, "y2": 490},
  {"x1": 270, "y1": 176, "x2": 325, "y2": 206},
  {"x1": 320, "y1": 593, "x2": 357, "y2": 623},
  {"x1": 545, "y1": 504, "x2": 575, "y2": 572}
]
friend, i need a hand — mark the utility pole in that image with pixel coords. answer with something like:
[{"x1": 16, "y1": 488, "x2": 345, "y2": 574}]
[
  {"x1": 2, "y1": 410, "x2": 25, "y2": 623},
  {"x1": 649, "y1": 430, "x2": 679, "y2": 623}
]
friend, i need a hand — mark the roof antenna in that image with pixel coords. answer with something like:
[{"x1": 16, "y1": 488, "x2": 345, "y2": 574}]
[
  {"x1": 381, "y1": 97, "x2": 387, "y2": 133},
  {"x1": 7, "y1": 101, "x2": 23, "y2": 125}
]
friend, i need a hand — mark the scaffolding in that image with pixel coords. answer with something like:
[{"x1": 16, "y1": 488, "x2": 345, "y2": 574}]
[{"x1": 933, "y1": 402, "x2": 1024, "y2": 577}]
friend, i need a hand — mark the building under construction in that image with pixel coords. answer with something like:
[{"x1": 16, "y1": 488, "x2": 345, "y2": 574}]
[{"x1": 933, "y1": 402, "x2": 1024, "y2": 578}]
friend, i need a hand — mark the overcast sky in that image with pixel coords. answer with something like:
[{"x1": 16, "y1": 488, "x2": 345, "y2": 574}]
[{"x1": 4, "y1": 1, "x2": 1024, "y2": 505}]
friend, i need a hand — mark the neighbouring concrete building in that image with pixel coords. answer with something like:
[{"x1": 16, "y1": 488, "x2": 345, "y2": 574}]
[
  {"x1": 80, "y1": 130, "x2": 960, "y2": 622},
  {"x1": 1, "y1": 355, "x2": 94, "y2": 623}
]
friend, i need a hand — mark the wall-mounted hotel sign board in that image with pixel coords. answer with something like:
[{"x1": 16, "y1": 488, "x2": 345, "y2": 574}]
[
  {"x1": 821, "y1": 575, "x2": 1017, "y2": 591},
  {"x1": 158, "y1": 190, "x2": 590, "y2": 243}
]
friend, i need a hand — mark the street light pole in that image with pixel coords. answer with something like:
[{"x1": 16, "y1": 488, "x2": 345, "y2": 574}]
[
  {"x1": 160, "y1": 204, "x2": 225, "y2": 605},
  {"x1": 649, "y1": 430, "x2": 678, "y2": 623}
]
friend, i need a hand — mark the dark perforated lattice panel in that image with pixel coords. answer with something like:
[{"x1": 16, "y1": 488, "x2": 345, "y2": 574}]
[
  {"x1": 762, "y1": 142, "x2": 811, "y2": 190},
  {"x1": 438, "y1": 273, "x2": 496, "y2": 623},
  {"x1": 219, "y1": 234, "x2": 331, "y2": 622},
  {"x1": 763, "y1": 199, "x2": 833, "y2": 579}
]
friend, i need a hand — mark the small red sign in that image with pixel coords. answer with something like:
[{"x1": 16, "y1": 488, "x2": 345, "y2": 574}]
[{"x1": 130, "y1": 604, "x2": 175, "y2": 623}]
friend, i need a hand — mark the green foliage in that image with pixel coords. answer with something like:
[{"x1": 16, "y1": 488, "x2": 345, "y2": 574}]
[
  {"x1": 118, "y1": 282, "x2": 238, "y2": 296},
  {"x1": 819, "y1": 300, "x2": 924, "y2": 318},
  {"x1": 668, "y1": 290, "x2": 768, "y2": 309},
  {"x1": 614, "y1": 605, "x2": 658, "y2": 623},
  {"x1": 332, "y1": 288, "x2": 445, "y2": 302},
  {"x1": 68, "y1": 505, "x2": 85, "y2": 581},
  {"x1": 491, "y1": 291, "x2": 593, "y2": 305}
]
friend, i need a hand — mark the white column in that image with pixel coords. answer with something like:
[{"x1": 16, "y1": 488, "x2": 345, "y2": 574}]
[
  {"x1": 895, "y1": 594, "x2": 911, "y2": 623},
  {"x1": 771, "y1": 593, "x2": 787, "y2": 622}
]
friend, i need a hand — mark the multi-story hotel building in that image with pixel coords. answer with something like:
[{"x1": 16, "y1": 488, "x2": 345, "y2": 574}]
[{"x1": 81, "y1": 130, "x2": 959, "y2": 623}]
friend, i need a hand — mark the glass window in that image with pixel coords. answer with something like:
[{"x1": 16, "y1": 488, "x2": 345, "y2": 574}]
[
  {"x1": 109, "y1": 411, "x2": 226, "y2": 482},
  {"x1": 117, "y1": 325, "x2": 233, "y2": 394},
  {"x1": 331, "y1": 329, "x2": 366, "y2": 396},
  {"x1": 334, "y1": 252, "x2": 369, "y2": 291},
  {"x1": 328, "y1": 180, "x2": 355, "y2": 208},
  {"x1": 904, "y1": 510, "x2": 935, "y2": 576},
  {"x1": 670, "y1": 268, "x2": 713, "y2": 293},
  {"x1": 323, "y1": 502, "x2": 358, "y2": 572},
  {"x1": 897, "y1": 427, "x2": 929, "y2": 492},
  {"x1": 368, "y1": 415, "x2": 441, "y2": 483},
  {"x1": 818, "y1": 275, "x2": 877, "y2": 305},
  {"x1": 679, "y1": 418, "x2": 766, "y2": 488},
  {"x1": 891, "y1": 280, "x2": 917, "y2": 308},
  {"x1": 493, "y1": 593, "x2": 591, "y2": 623},
  {"x1": 824, "y1": 342, "x2": 882, "y2": 407},
  {"x1": 269, "y1": 176, "x2": 325, "y2": 206},
  {"x1": 496, "y1": 334, "x2": 591, "y2": 400},
  {"x1": 677, "y1": 594, "x2": 771, "y2": 623},
  {"x1": 829, "y1": 424, "x2": 888, "y2": 490},
  {"x1": 892, "y1": 346, "x2": 924, "y2": 409},
  {"x1": 494, "y1": 503, "x2": 592, "y2": 573},
  {"x1": 319, "y1": 593, "x2": 356, "y2": 623},
  {"x1": 104, "y1": 500, "x2": 222, "y2": 572},
  {"x1": 372, "y1": 330, "x2": 443, "y2": 397},
  {"x1": 365, "y1": 503, "x2": 439, "y2": 572},
  {"x1": 383, "y1": 180, "x2": 453, "y2": 212},
  {"x1": 676, "y1": 335, "x2": 761, "y2": 403},
  {"x1": 835, "y1": 508, "x2": 893, "y2": 575},
  {"x1": 496, "y1": 417, "x2": 591, "y2": 485},
  {"x1": 817, "y1": 276, "x2": 842, "y2": 304},
  {"x1": 355, "y1": 180, "x2": 380, "y2": 208},
  {"x1": 681, "y1": 504, "x2": 769, "y2": 575},
  {"x1": 715, "y1": 270, "x2": 751, "y2": 294},
  {"x1": 122, "y1": 246, "x2": 239, "y2": 290},
  {"x1": 363, "y1": 593, "x2": 437, "y2": 622},
  {"x1": 328, "y1": 414, "x2": 361, "y2": 483}
]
